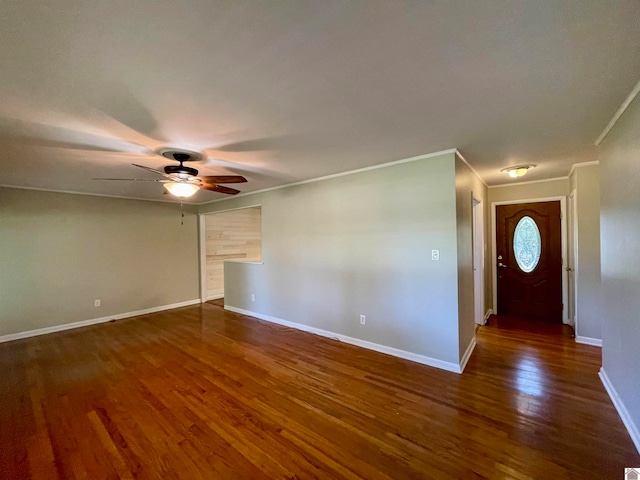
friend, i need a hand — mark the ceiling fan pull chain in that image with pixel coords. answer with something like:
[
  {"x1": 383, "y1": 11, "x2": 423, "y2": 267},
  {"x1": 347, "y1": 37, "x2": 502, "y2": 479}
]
[{"x1": 180, "y1": 199, "x2": 184, "y2": 225}]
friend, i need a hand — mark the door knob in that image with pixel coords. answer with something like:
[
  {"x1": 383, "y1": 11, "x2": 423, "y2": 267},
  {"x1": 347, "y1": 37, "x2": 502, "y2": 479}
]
[{"x1": 498, "y1": 262, "x2": 507, "y2": 268}]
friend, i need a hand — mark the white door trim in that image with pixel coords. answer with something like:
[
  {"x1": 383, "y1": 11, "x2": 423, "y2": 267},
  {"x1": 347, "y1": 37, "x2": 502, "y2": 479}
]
[
  {"x1": 472, "y1": 196, "x2": 485, "y2": 324},
  {"x1": 568, "y1": 189, "x2": 579, "y2": 330},
  {"x1": 491, "y1": 196, "x2": 568, "y2": 323},
  {"x1": 198, "y1": 214, "x2": 207, "y2": 302}
]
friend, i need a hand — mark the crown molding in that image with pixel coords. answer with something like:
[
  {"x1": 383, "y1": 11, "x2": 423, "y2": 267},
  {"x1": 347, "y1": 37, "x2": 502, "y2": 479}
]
[
  {"x1": 199, "y1": 148, "x2": 458, "y2": 205},
  {"x1": 455, "y1": 150, "x2": 488, "y2": 187},
  {"x1": 568, "y1": 161, "x2": 599, "y2": 178},
  {"x1": 2, "y1": 148, "x2": 460, "y2": 207},
  {"x1": 0, "y1": 184, "x2": 198, "y2": 205},
  {"x1": 488, "y1": 176, "x2": 569, "y2": 189},
  {"x1": 595, "y1": 78, "x2": 640, "y2": 146}
]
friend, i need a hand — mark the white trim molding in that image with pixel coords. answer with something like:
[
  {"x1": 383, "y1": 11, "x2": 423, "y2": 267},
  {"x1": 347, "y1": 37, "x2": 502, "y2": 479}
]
[
  {"x1": 568, "y1": 161, "x2": 599, "y2": 178},
  {"x1": 225, "y1": 305, "x2": 467, "y2": 374},
  {"x1": 199, "y1": 214, "x2": 207, "y2": 302},
  {"x1": 0, "y1": 299, "x2": 201, "y2": 344},
  {"x1": 2, "y1": 149, "x2": 460, "y2": 207},
  {"x1": 483, "y1": 309, "x2": 493, "y2": 324},
  {"x1": 575, "y1": 336, "x2": 602, "y2": 347},
  {"x1": 568, "y1": 189, "x2": 578, "y2": 330},
  {"x1": 595, "y1": 78, "x2": 640, "y2": 146},
  {"x1": 200, "y1": 148, "x2": 458, "y2": 205},
  {"x1": 455, "y1": 150, "x2": 488, "y2": 187},
  {"x1": 599, "y1": 368, "x2": 640, "y2": 454},
  {"x1": 0, "y1": 183, "x2": 196, "y2": 205},
  {"x1": 472, "y1": 196, "x2": 486, "y2": 326}
]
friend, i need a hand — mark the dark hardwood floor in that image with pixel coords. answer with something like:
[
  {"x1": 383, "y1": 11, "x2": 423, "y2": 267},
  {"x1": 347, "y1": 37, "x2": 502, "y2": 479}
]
[{"x1": 1, "y1": 301, "x2": 638, "y2": 479}]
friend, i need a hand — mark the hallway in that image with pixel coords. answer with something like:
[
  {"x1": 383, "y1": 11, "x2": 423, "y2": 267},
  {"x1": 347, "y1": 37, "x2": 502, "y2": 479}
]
[{"x1": 466, "y1": 315, "x2": 638, "y2": 477}]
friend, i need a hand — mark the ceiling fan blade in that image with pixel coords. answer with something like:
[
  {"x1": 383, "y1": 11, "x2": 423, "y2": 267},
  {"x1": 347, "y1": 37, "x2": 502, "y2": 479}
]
[
  {"x1": 199, "y1": 175, "x2": 247, "y2": 184},
  {"x1": 201, "y1": 184, "x2": 241, "y2": 195},
  {"x1": 0, "y1": 117, "x2": 151, "y2": 154},
  {"x1": 92, "y1": 177, "x2": 168, "y2": 182},
  {"x1": 205, "y1": 135, "x2": 294, "y2": 153},
  {"x1": 131, "y1": 163, "x2": 171, "y2": 177},
  {"x1": 0, "y1": 134, "x2": 136, "y2": 153}
]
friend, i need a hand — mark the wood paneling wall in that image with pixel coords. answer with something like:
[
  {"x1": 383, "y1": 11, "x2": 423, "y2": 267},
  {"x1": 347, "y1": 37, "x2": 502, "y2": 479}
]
[{"x1": 204, "y1": 207, "x2": 262, "y2": 299}]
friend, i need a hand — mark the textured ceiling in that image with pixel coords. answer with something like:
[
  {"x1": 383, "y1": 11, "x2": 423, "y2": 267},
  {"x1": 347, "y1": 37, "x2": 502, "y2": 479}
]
[{"x1": 0, "y1": 1, "x2": 639, "y2": 202}]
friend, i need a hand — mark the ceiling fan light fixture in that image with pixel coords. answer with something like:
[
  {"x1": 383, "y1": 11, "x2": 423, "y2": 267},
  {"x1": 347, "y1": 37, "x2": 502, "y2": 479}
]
[
  {"x1": 501, "y1": 165, "x2": 535, "y2": 178},
  {"x1": 163, "y1": 182, "x2": 200, "y2": 198}
]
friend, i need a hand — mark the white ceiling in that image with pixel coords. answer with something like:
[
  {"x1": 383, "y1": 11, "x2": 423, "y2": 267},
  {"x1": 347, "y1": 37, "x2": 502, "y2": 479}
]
[{"x1": 1, "y1": 1, "x2": 638, "y2": 202}]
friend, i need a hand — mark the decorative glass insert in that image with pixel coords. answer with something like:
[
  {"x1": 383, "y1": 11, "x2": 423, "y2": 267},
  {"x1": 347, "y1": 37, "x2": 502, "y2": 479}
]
[{"x1": 513, "y1": 216, "x2": 541, "y2": 273}]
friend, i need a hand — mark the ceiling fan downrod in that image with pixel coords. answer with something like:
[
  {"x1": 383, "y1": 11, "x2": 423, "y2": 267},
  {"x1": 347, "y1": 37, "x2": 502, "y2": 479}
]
[{"x1": 163, "y1": 152, "x2": 199, "y2": 177}]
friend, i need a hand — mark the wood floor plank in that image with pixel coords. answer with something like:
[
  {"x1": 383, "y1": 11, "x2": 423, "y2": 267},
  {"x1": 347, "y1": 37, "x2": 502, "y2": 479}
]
[{"x1": 0, "y1": 304, "x2": 638, "y2": 479}]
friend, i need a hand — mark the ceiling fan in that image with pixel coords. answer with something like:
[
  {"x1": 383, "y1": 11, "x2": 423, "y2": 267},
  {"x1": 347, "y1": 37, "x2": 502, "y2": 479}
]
[{"x1": 94, "y1": 148, "x2": 247, "y2": 198}]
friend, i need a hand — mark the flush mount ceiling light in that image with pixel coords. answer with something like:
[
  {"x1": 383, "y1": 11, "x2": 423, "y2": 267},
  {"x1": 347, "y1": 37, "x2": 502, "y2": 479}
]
[
  {"x1": 163, "y1": 182, "x2": 200, "y2": 198},
  {"x1": 501, "y1": 165, "x2": 536, "y2": 178}
]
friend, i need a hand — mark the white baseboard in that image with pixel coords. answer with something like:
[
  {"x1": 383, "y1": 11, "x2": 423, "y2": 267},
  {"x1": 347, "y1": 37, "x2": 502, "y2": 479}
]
[
  {"x1": 575, "y1": 336, "x2": 602, "y2": 347},
  {"x1": 459, "y1": 337, "x2": 477, "y2": 373},
  {"x1": 0, "y1": 299, "x2": 201, "y2": 344},
  {"x1": 475, "y1": 309, "x2": 492, "y2": 326},
  {"x1": 224, "y1": 305, "x2": 464, "y2": 374},
  {"x1": 599, "y1": 368, "x2": 640, "y2": 454},
  {"x1": 206, "y1": 294, "x2": 224, "y2": 301}
]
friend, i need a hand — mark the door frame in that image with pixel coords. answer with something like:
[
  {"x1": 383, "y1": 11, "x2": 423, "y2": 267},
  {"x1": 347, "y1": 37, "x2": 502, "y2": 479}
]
[
  {"x1": 472, "y1": 196, "x2": 485, "y2": 325},
  {"x1": 198, "y1": 204, "x2": 263, "y2": 302},
  {"x1": 567, "y1": 189, "x2": 578, "y2": 329},
  {"x1": 491, "y1": 196, "x2": 568, "y2": 323},
  {"x1": 199, "y1": 213, "x2": 207, "y2": 302}
]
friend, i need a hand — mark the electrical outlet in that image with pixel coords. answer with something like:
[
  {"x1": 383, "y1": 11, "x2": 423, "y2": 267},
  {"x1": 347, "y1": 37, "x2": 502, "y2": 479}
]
[
  {"x1": 431, "y1": 249, "x2": 440, "y2": 261},
  {"x1": 94, "y1": 299, "x2": 101, "y2": 307},
  {"x1": 360, "y1": 314, "x2": 366, "y2": 325},
  {"x1": 251, "y1": 294, "x2": 255, "y2": 302}
]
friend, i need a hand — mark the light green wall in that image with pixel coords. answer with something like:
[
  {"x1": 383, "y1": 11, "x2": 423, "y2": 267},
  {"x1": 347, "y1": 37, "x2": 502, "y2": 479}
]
[
  {"x1": 598, "y1": 91, "x2": 640, "y2": 445},
  {"x1": 488, "y1": 178, "x2": 569, "y2": 204},
  {"x1": 200, "y1": 152, "x2": 464, "y2": 366},
  {"x1": 570, "y1": 164, "x2": 601, "y2": 339},
  {"x1": 0, "y1": 188, "x2": 200, "y2": 337},
  {"x1": 455, "y1": 157, "x2": 489, "y2": 359}
]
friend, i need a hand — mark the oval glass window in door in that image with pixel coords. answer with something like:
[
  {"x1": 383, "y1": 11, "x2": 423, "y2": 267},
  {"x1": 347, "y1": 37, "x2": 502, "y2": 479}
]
[{"x1": 513, "y1": 216, "x2": 541, "y2": 273}]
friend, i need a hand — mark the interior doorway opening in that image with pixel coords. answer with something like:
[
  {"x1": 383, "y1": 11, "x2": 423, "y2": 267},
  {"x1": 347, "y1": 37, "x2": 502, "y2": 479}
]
[{"x1": 199, "y1": 206, "x2": 262, "y2": 301}]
